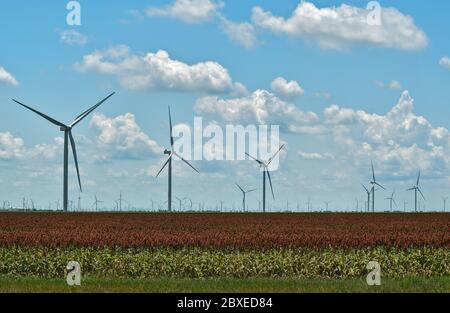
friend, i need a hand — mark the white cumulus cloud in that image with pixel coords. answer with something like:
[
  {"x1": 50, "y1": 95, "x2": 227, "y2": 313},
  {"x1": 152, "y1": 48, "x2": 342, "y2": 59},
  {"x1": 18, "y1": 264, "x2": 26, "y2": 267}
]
[
  {"x1": 74, "y1": 45, "x2": 243, "y2": 94},
  {"x1": 56, "y1": 29, "x2": 87, "y2": 46},
  {"x1": 146, "y1": 0, "x2": 223, "y2": 24},
  {"x1": 0, "y1": 132, "x2": 60, "y2": 160},
  {"x1": 251, "y1": 1, "x2": 428, "y2": 50},
  {"x1": 322, "y1": 91, "x2": 450, "y2": 177},
  {"x1": 194, "y1": 89, "x2": 317, "y2": 132},
  {"x1": 89, "y1": 113, "x2": 161, "y2": 160},
  {"x1": 0, "y1": 66, "x2": 19, "y2": 86},
  {"x1": 219, "y1": 16, "x2": 257, "y2": 49},
  {"x1": 271, "y1": 77, "x2": 304, "y2": 100},
  {"x1": 439, "y1": 56, "x2": 450, "y2": 69}
]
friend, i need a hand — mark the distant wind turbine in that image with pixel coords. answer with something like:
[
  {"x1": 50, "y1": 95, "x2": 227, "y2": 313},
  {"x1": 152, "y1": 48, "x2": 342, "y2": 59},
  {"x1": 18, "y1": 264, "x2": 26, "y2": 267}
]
[
  {"x1": 92, "y1": 195, "x2": 103, "y2": 212},
  {"x1": 407, "y1": 172, "x2": 425, "y2": 212},
  {"x1": 442, "y1": 197, "x2": 448, "y2": 212},
  {"x1": 246, "y1": 145, "x2": 284, "y2": 213},
  {"x1": 362, "y1": 184, "x2": 371, "y2": 212},
  {"x1": 116, "y1": 191, "x2": 126, "y2": 212},
  {"x1": 156, "y1": 107, "x2": 199, "y2": 212},
  {"x1": 384, "y1": 190, "x2": 397, "y2": 211},
  {"x1": 235, "y1": 183, "x2": 256, "y2": 212},
  {"x1": 12, "y1": 93, "x2": 115, "y2": 212},
  {"x1": 369, "y1": 161, "x2": 385, "y2": 212}
]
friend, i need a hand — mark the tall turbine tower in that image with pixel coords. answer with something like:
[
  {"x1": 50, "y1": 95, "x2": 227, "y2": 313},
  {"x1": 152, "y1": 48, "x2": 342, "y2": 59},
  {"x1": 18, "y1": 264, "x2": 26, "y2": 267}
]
[
  {"x1": 12, "y1": 93, "x2": 115, "y2": 212},
  {"x1": 369, "y1": 161, "x2": 385, "y2": 212},
  {"x1": 156, "y1": 107, "x2": 199, "y2": 212},
  {"x1": 407, "y1": 172, "x2": 425, "y2": 212},
  {"x1": 443, "y1": 197, "x2": 448, "y2": 212},
  {"x1": 235, "y1": 183, "x2": 256, "y2": 212},
  {"x1": 246, "y1": 145, "x2": 285, "y2": 213}
]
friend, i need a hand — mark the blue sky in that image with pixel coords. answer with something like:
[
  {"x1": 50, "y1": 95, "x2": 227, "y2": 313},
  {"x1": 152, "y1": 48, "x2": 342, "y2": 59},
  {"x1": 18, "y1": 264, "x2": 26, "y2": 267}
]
[{"x1": 1, "y1": 0, "x2": 450, "y2": 211}]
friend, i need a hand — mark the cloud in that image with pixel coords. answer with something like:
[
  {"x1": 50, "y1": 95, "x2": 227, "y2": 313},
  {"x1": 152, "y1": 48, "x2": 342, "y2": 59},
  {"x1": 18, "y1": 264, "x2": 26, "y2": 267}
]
[
  {"x1": 298, "y1": 150, "x2": 334, "y2": 160},
  {"x1": 322, "y1": 91, "x2": 450, "y2": 177},
  {"x1": 146, "y1": 0, "x2": 223, "y2": 24},
  {"x1": 74, "y1": 45, "x2": 243, "y2": 94},
  {"x1": 219, "y1": 16, "x2": 257, "y2": 49},
  {"x1": 375, "y1": 80, "x2": 402, "y2": 90},
  {"x1": 0, "y1": 132, "x2": 26, "y2": 159},
  {"x1": 271, "y1": 77, "x2": 304, "y2": 100},
  {"x1": 0, "y1": 66, "x2": 19, "y2": 86},
  {"x1": 251, "y1": 1, "x2": 428, "y2": 50},
  {"x1": 439, "y1": 56, "x2": 450, "y2": 69},
  {"x1": 194, "y1": 89, "x2": 318, "y2": 132},
  {"x1": 56, "y1": 29, "x2": 87, "y2": 46},
  {"x1": 89, "y1": 113, "x2": 161, "y2": 160},
  {"x1": 0, "y1": 132, "x2": 60, "y2": 160},
  {"x1": 388, "y1": 80, "x2": 402, "y2": 90}
]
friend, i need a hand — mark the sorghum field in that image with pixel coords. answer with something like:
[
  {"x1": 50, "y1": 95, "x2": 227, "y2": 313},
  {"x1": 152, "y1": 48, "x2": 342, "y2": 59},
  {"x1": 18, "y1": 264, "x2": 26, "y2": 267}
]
[
  {"x1": 0, "y1": 213, "x2": 448, "y2": 248},
  {"x1": 0, "y1": 212, "x2": 449, "y2": 291}
]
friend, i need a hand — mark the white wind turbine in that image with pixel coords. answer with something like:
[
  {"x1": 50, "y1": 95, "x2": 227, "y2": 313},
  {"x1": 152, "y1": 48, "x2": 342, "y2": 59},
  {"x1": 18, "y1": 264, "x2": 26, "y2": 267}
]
[
  {"x1": 235, "y1": 183, "x2": 256, "y2": 212},
  {"x1": 246, "y1": 145, "x2": 285, "y2": 213},
  {"x1": 12, "y1": 93, "x2": 115, "y2": 212},
  {"x1": 156, "y1": 107, "x2": 199, "y2": 212},
  {"x1": 407, "y1": 172, "x2": 425, "y2": 212}
]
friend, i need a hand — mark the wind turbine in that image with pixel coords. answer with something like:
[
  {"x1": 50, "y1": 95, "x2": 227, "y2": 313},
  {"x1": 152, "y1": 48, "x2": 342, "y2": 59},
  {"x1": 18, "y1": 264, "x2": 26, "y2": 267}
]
[
  {"x1": 116, "y1": 191, "x2": 126, "y2": 212},
  {"x1": 246, "y1": 145, "x2": 284, "y2": 213},
  {"x1": 442, "y1": 197, "x2": 448, "y2": 212},
  {"x1": 384, "y1": 190, "x2": 397, "y2": 212},
  {"x1": 156, "y1": 107, "x2": 199, "y2": 212},
  {"x1": 369, "y1": 161, "x2": 385, "y2": 212},
  {"x1": 175, "y1": 196, "x2": 183, "y2": 211},
  {"x1": 324, "y1": 201, "x2": 331, "y2": 211},
  {"x1": 407, "y1": 172, "x2": 425, "y2": 212},
  {"x1": 12, "y1": 93, "x2": 115, "y2": 212},
  {"x1": 92, "y1": 195, "x2": 103, "y2": 212},
  {"x1": 235, "y1": 183, "x2": 256, "y2": 212},
  {"x1": 361, "y1": 184, "x2": 371, "y2": 212}
]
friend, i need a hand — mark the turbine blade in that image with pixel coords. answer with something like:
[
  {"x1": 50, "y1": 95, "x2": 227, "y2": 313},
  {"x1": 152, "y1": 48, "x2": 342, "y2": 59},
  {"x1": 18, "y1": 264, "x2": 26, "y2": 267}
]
[
  {"x1": 172, "y1": 151, "x2": 199, "y2": 174},
  {"x1": 266, "y1": 169, "x2": 275, "y2": 200},
  {"x1": 168, "y1": 106, "x2": 174, "y2": 148},
  {"x1": 418, "y1": 188, "x2": 426, "y2": 200},
  {"x1": 235, "y1": 183, "x2": 244, "y2": 193},
  {"x1": 375, "y1": 182, "x2": 386, "y2": 190},
  {"x1": 70, "y1": 92, "x2": 115, "y2": 127},
  {"x1": 361, "y1": 184, "x2": 369, "y2": 193},
  {"x1": 417, "y1": 171, "x2": 421, "y2": 186},
  {"x1": 406, "y1": 187, "x2": 415, "y2": 191},
  {"x1": 247, "y1": 189, "x2": 257, "y2": 193},
  {"x1": 245, "y1": 152, "x2": 264, "y2": 165},
  {"x1": 393, "y1": 199, "x2": 397, "y2": 206},
  {"x1": 12, "y1": 99, "x2": 67, "y2": 128},
  {"x1": 69, "y1": 131, "x2": 82, "y2": 192},
  {"x1": 267, "y1": 144, "x2": 285, "y2": 165},
  {"x1": 156, "y1": 155, "x2": 172, "y2": 177},
  {"x1": 371, "y1": 161, "x2": 376, "y2": 181}
]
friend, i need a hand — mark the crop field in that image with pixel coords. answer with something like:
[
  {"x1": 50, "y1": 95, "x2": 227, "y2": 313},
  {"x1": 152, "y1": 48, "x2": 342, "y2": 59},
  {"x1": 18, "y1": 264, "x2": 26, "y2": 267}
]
[
  {"x1": 0, "y1": 212, "x2": 449, "y2": 292},
  {"x1": 0, "y1": 212, "x2": 448, "y2": 248}
]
